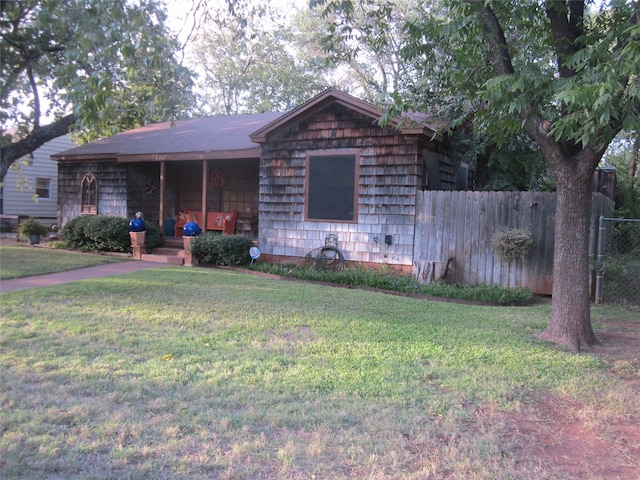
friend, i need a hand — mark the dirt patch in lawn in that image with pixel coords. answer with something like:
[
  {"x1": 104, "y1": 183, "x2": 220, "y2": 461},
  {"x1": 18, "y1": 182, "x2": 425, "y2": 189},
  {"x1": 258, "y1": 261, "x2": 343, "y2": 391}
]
[{"x1": 502, "y1": 318, "x2": 640, "y2": 479}]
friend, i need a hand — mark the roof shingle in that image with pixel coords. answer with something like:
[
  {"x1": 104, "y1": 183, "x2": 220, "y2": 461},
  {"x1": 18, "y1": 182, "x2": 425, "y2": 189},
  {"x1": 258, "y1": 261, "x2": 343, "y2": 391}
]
[{"x1": 52, "y1": 112, "x2": 284, "y2": 161}]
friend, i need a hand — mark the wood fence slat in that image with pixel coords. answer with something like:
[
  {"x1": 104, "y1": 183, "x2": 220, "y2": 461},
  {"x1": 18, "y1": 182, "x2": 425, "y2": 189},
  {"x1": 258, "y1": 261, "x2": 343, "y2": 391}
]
[
  {"x1": 413, "y1": 190, "x2": 613, "y2": 294},
  {"x1": 490, "y1": 192, "x2": 501, "y2": 286},
  {"x1": 484, "y1": 191, "x2": 496, "y2": 285},
  {"x1": 451, "y1": 191, "x2": 463, "y2": 280},
  {"x1": 469, "y1": 192, "x2": 482, "y2": 285},
  {"x1": 510, "y1": 192, "x2": 521, "y2": 288},
  {"x1": 460, "y1": 192, "x2": 471, "y2": 284}
]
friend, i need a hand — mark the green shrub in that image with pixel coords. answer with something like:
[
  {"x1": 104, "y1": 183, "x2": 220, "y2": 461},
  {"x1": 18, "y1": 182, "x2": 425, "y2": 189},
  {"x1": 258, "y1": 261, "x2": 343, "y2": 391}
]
[
  {"x1": 144, "y1": 223, "x2": 162, "y2": 253},
  {"x1": 420, "y1": 282, "x2": 533, "y2": 304},
  {"x1": 62, "y1": 216, "x2": 165, "y2": 253},
  {"x1": 62, "y1": 215, "x2": 130, "y2": 252},
  {"x1": 190, "y1": 233, "x2": 254, "y2": 266},
  {"x1": 251, "y1": 262, "x2": 533, "y2": 304}
]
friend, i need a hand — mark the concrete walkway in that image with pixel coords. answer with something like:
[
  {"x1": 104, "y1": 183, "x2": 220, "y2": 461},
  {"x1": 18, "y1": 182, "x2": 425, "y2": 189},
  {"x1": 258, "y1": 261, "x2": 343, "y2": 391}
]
[{"x1": 0, "y1": 261, "x2": 167, "y2": 293}]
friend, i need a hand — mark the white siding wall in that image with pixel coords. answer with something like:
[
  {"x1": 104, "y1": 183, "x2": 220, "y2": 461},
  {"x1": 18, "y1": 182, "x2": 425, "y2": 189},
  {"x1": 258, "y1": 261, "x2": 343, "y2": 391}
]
[{"x1": 2, "y1": 136, "x2": 74, "y2": 222}]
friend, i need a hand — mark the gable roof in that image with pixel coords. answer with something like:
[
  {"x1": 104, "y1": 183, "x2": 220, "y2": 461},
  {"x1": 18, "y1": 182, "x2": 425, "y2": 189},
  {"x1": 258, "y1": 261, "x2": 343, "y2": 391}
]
[
  {"x1": 249, "y1": 88, "x2": 447, "y2": 143},
  {"x1": 52, "y1": 89, "x2": 448, "y2": 163},
  {"x1": 52, "y1": 112, "x2": 283, "y2": 162}
]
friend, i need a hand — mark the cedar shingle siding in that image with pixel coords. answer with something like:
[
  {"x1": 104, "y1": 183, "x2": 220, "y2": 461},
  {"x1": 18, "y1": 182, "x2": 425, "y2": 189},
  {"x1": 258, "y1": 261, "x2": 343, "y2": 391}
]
[
  {"x1": 58, "y1": 162, "x2": 128, "y2": 225},
  {"x1": 59, "y1": 161, "x2": 166, "y2": 226},
  {"x1": 258, "y1": 102, "x2": 453, "y2": 266}
]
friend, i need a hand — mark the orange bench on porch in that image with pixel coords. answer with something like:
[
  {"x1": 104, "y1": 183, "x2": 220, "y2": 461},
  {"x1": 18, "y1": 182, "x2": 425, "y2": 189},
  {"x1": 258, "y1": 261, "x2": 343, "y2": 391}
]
[
  {"x1": 206, "y1": 210, "x2": 238, "y2": 234},
  {"x1": 175, "y1": 210, "x2": 238, "y2": 237}
]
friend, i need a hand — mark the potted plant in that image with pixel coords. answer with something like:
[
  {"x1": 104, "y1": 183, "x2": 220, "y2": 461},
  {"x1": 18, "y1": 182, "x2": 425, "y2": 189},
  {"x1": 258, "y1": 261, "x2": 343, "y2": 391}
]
[{"x1": 16, "y1": 218, "x2": 50, "y2": 245}]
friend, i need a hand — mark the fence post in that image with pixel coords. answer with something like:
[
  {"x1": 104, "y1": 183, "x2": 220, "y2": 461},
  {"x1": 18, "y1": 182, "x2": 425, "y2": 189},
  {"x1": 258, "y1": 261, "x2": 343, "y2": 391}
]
[{"x1": 595, "y1": 215, "x2": 606, "y2": 305}]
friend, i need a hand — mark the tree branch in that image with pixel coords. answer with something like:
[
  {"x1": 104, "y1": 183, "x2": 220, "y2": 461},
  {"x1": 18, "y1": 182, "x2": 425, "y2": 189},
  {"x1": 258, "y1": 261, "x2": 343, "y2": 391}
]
[
  {"x1": 1, "y1": 114, "x2": 75, "y2": 180},
  {"x1": 545, "y1": 0, "x2": 584, "y2": 78},
  {"x1": 472, "y1": 2, "x2": 573, "y2": 164},
  {"x1": 26, "y1": 59, "x2": 41, "y2": 129},
  {"x1": 476, "y1": 4, "x2": 514, "y2": 75}
]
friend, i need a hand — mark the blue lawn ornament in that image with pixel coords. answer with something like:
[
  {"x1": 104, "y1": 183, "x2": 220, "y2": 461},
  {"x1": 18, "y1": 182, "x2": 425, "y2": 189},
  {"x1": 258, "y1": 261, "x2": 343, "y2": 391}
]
[
  {"x1": 249, "y1": 246, "x2": 261, "y2": 266},
  {"x1": 183, "y1": 221, "x2": 201, "y2": 236},
  {"x1": 129, "y1": 217, "x2": 146, "y2": 232}
]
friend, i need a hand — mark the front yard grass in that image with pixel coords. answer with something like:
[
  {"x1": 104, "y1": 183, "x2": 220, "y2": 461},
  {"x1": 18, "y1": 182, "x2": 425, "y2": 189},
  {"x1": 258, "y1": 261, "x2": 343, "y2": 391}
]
[
  {"x1": 0, "y1": 267, "x2": 637, "y2": 479},
  {"x1": 0, "y1": 245, "x2": 127, "y2": 280}
]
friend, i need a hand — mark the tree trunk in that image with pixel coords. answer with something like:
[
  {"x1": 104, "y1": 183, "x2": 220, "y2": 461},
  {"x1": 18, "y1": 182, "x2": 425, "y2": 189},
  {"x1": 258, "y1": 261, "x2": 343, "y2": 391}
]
[
  {"x1": 540, "y1": 161, "x2": 599, "y2": 352},
  {"x1": 629, "y1": 134, "x2": 638, "y2": 188}
]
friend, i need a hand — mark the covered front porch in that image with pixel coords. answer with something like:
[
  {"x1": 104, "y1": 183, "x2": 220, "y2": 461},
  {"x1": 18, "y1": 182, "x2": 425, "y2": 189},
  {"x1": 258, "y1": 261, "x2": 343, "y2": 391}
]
[
  {"x1": 132, "y1": 159, "x2": 259, "y2": 238},
  {"x1": 123, "y1": 156, "x2": 261, "y2": 266},
  {"x1": 53, "y1": 112, "x2": 282, "y2": 240}
]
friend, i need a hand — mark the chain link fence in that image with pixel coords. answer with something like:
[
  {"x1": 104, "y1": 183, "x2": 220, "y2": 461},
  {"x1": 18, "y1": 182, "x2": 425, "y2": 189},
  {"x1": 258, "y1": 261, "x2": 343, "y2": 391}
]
[{"x1": 595, "y1": 217, "x2": 640, "y2": 306}]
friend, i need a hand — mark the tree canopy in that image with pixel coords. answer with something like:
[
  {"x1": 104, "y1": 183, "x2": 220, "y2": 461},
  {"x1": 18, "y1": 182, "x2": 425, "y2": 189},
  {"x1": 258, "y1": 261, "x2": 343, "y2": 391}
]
[
  {"x1": 319, "y1": 0, "x2": 640, "y2": 351},
  {"x1": 191, "y1": 1, "x2": 328, "y2": 115},
  {"x1": 1, "y1": 0, "x2": 195, "y2": 179},
  {"x1": 304, "y1": 0, "x2": 420, "y2": 101}
]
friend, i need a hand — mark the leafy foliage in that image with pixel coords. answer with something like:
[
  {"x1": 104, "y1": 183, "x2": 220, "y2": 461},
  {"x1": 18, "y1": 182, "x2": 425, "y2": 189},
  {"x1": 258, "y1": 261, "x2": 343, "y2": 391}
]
[
  {"x1": 304, "y1": 0, "x2": 419, "y2": 101},
  {"x1": 252, "y1": 263, "x2": 533, "y2": 304},
  {"x1": 397, "y1": 1, "x2": 640, "y2": 154},
  {"x1": 60, "y1": 215, "x2": 160, "y2": 253},
  {"x1": 190, "y1": 233, "x2": 254, "y2": 266},
  {"x1": 143, "y1": 223, "x2": 163, "y2": 253},
  {"x1": 452, "y1": 129, "x2": 551, "y2": 191},
  {"x1": 16, "y1": 217, "x2": 49, "y2": 238},
  {"x1": 61, "y1": 215, "x2": 131, "y2": 252},
  {"x1": 191, "y1": 2, "x2": 327, "y2": 115},
  {"x1": 603, "y1": 132, "x2": 640, "y2": 218},
  {"x1": 1, "y1": 0, "x2": 195, "y2": 177}
]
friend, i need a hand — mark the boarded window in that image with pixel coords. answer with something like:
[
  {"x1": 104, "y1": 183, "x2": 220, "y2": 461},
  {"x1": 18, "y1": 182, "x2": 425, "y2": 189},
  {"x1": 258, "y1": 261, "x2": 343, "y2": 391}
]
[
  {"x1": 423, "y1": 153, "x2": 442, "y2": 190},
  {"x1": 81, "y1": 172, "x2": 98, "y2": 215},
  {"x1": 306, "y1": 151, "x2": 358, "y2": 222},
  {"x1": 456, "y1": 163, "x2": 469, "y2": 190},
  {"x1": 35, "y1": 178, "x2": 50, "y2": 198}
]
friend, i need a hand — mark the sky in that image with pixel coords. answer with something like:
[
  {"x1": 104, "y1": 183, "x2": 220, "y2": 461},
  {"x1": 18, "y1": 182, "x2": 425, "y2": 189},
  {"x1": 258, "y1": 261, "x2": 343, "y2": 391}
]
[{"x1": 163, "y1": 0, "x2": 305, "y2": 47}]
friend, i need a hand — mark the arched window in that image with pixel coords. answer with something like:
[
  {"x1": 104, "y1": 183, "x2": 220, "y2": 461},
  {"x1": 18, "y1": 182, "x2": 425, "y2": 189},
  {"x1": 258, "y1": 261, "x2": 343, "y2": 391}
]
[{"x1": 81, "y1": 173, "x2": 98, "y2": 215}]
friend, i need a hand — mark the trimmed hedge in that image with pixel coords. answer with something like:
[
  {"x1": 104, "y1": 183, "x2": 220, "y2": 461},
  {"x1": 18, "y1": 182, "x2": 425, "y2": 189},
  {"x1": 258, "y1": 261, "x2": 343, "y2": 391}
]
[
  {"x1": 61, "y1": 215, "x2": 162, "y2": 253},
  {"x1": 190, "y1": 233, "x2": 254, "y2": 266}
]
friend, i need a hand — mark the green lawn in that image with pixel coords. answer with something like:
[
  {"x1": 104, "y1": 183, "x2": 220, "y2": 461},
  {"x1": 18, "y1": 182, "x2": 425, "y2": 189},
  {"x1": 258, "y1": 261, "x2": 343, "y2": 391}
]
[
  {"x1": 0, "y1": 267, "x2": 637, "y2": 479},
  {"x1": 0, "y1": 245, "x2": 127, "y2": 280}
]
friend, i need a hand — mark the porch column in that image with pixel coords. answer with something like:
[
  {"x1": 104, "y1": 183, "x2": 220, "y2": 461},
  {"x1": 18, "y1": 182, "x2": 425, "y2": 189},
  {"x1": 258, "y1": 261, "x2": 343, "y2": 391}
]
[
  {"x1": 159, "y1": 161, "x2": 166, "y2": 237},
  {"x1": 201, "y1": 160, "x2": 208, "y2": 230}
]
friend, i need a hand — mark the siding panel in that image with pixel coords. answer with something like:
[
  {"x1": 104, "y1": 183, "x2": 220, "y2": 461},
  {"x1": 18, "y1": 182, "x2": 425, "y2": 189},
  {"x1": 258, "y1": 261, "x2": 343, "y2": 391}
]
[{"x1": 3, "y1": 136, "x2": 74, "y2": 222}]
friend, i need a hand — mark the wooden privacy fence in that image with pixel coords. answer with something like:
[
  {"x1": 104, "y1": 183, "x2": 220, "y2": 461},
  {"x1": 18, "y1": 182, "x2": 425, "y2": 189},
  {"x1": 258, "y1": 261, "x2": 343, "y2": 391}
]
[{"x1": 413, "y1": 191, "x2": 614, "y2": 295}]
